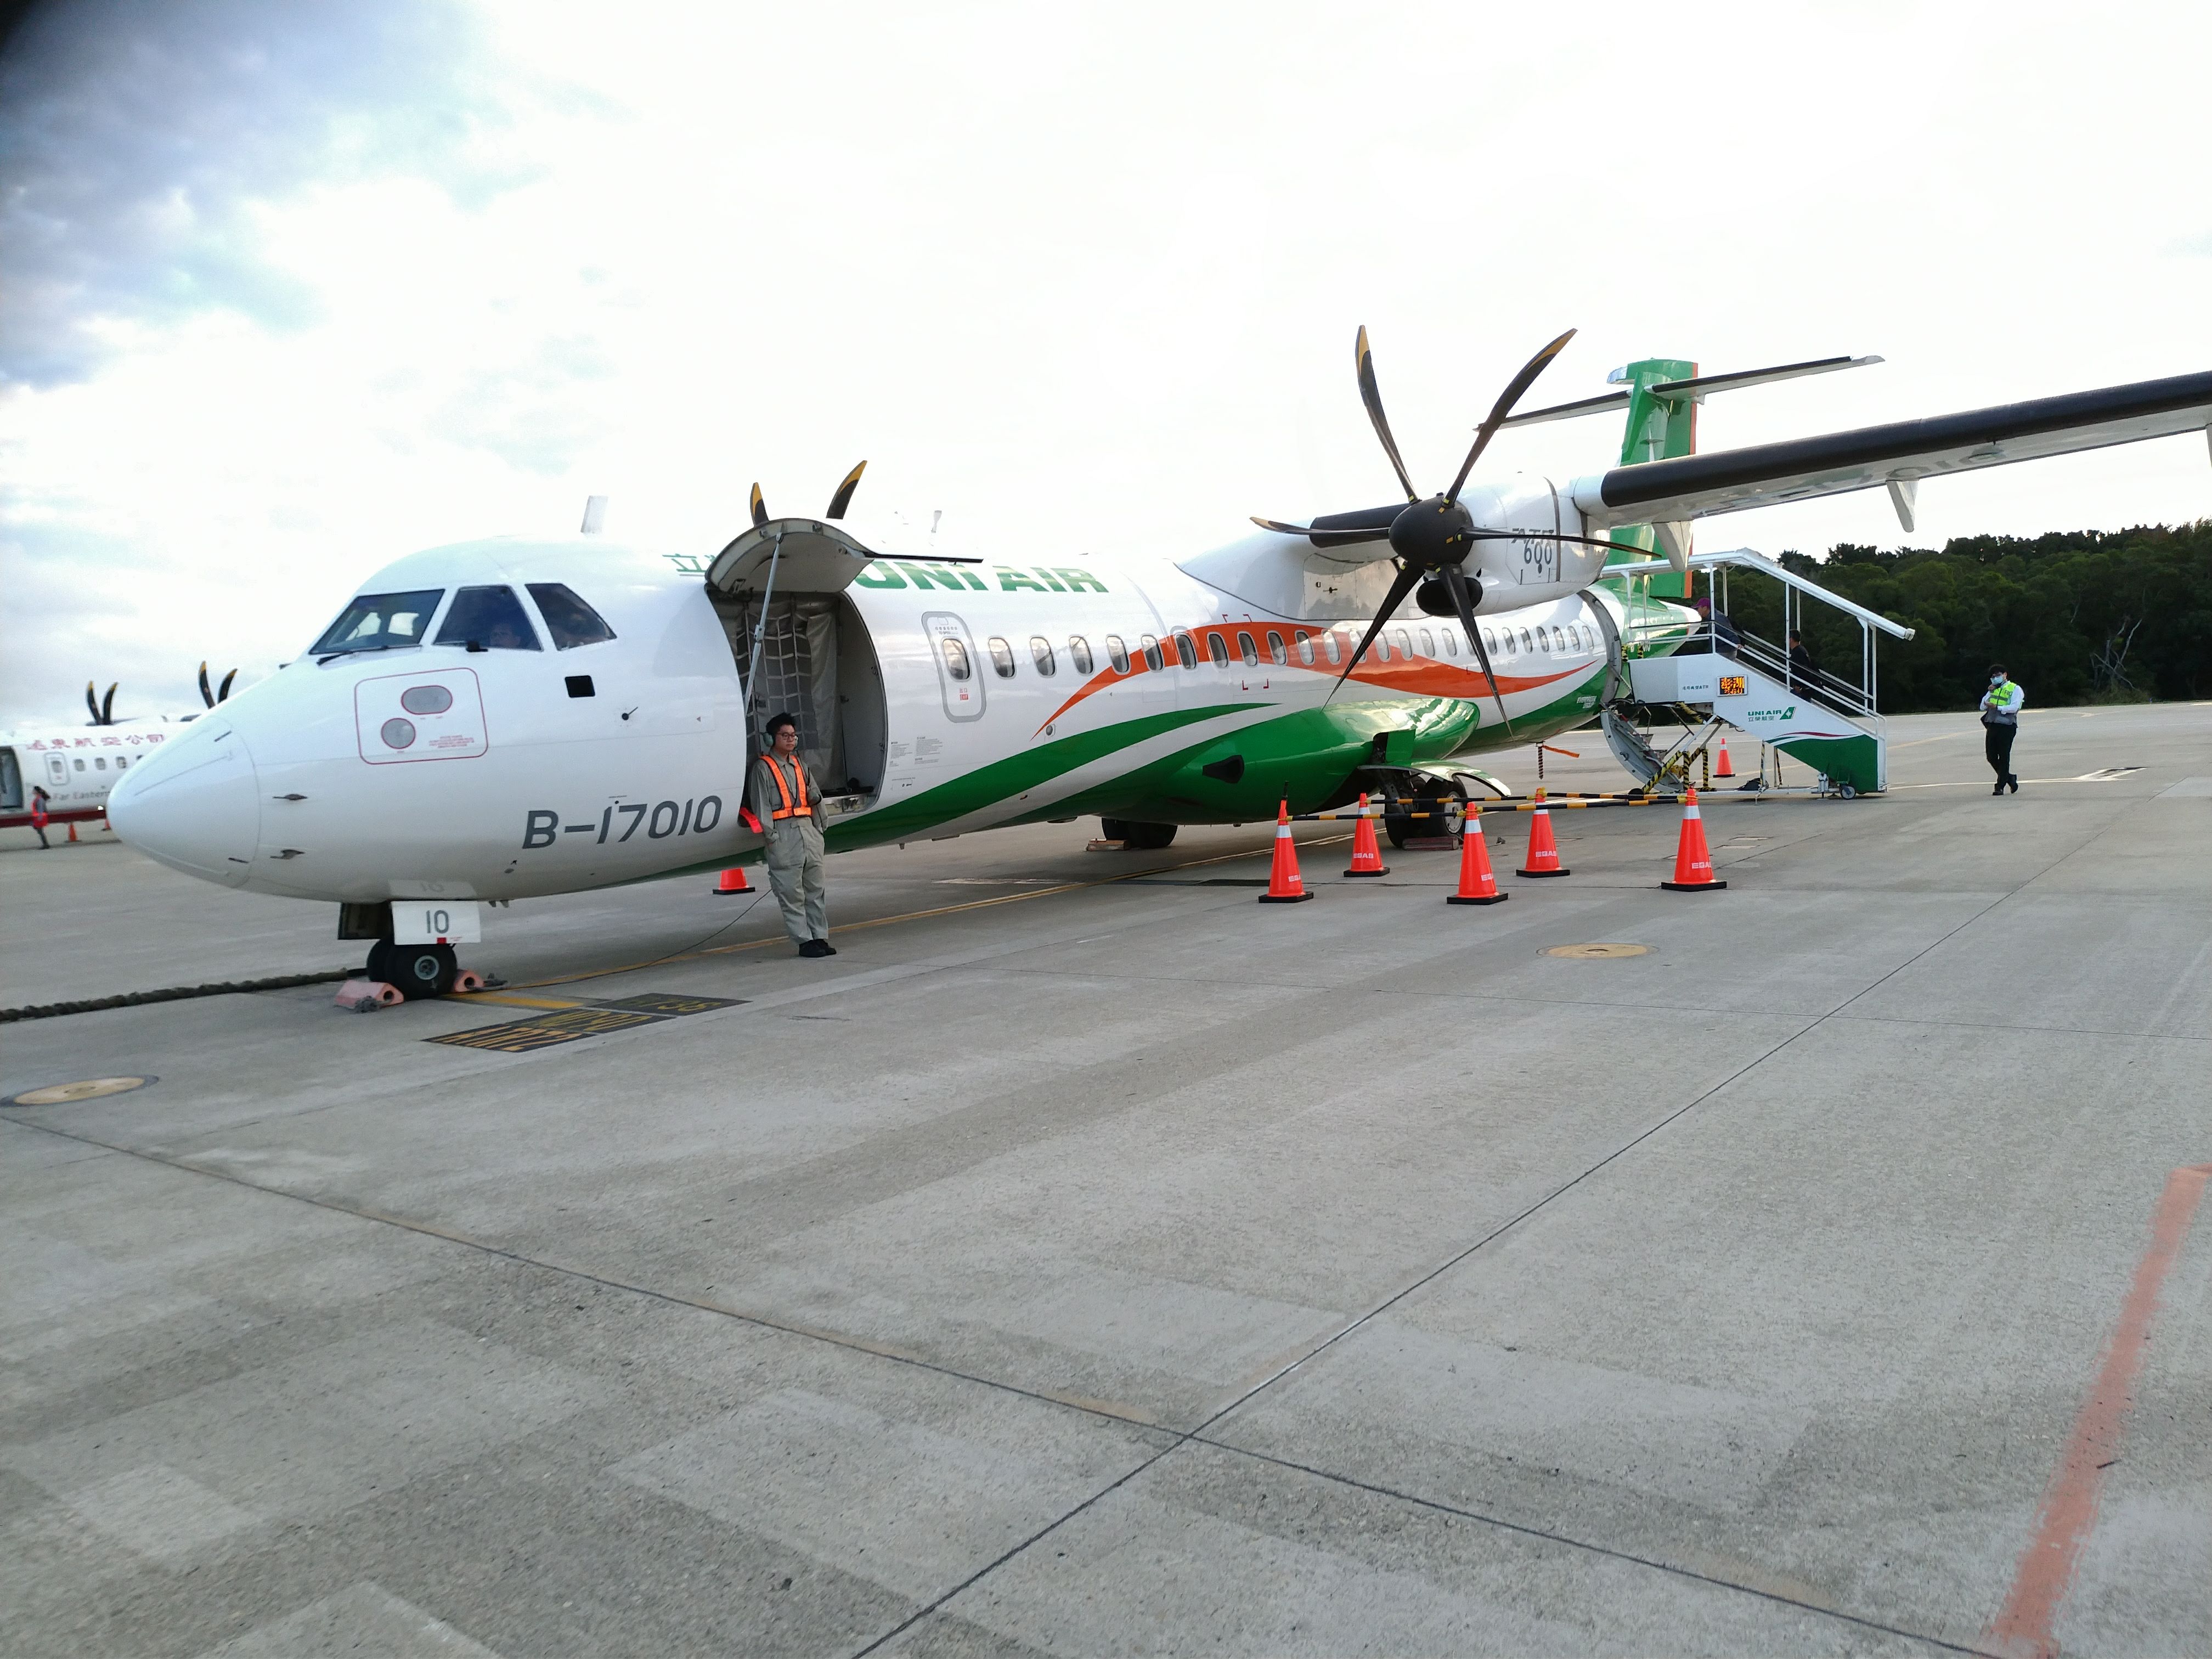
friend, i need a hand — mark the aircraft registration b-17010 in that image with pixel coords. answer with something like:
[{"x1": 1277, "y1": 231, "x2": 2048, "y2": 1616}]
[{"x1": 106, "y1": 330, "x2": 2212, "y2": 996}]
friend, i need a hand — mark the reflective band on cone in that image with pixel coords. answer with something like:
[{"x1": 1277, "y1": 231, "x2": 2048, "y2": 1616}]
[
  {"x1": 1258, "y1": 800, "x2": 1314, "y2": 904},
  {"x1": 714, "y1": 866, "x2": 753, "y2": 895},
  {"x1": 1343, "y1": 793, "x2": 1388, "y2": 877},
  {"x1": 1661, "y1": 786, "x2": 1728, "y2": 891},
  {"x1": 1446, "y1": 806, "x2": 1508, "y2": 905},
  {"x1": 1516, "y1": 788, "x2": 1569, "y2": 877}
]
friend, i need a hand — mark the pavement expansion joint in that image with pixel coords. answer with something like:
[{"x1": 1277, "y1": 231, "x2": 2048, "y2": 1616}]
[{"x1": 1172, "y1": 1438, "x2": 2004, "y2": 1659}]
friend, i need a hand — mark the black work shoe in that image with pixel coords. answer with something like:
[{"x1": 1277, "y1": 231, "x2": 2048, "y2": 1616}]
[
  {"x1": 814, "y1": 939, "x2": 838, "y2": 956},
  {"x1": 1993, "y1": 782, "x2": 2005, "y2": 795},
  {"x1": 797, "y1": 939, "x2": 826, "y2": 958},
  {"x1": 2007, "y1": 776, "x2": 2019, "y2": 794}
]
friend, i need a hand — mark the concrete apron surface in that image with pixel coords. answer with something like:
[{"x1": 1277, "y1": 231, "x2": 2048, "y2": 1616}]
[{"x1": 1, "y1": 702, "x2": 2207, "y2": 1657}]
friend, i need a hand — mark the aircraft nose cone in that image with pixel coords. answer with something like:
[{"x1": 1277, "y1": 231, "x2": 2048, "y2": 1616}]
[{"x1": 108, "y1": 723, "x2": 261, "y2": 887}]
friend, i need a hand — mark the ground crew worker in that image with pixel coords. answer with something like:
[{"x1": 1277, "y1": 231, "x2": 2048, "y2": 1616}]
[
  {"x1": 748, "y1": 712, "x2": 833, "y2": 957},
  {"x1": 29, "y1": 785, "x2": 52, "y2": 849},
  {"x1": 1979, "y1": 664, "x2": 2025, "y2": 794}
]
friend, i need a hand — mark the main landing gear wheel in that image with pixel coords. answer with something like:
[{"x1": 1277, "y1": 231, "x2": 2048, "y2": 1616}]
[
  {"x1": 366, "y1": 940, "x2": 458, "y2": 1000},
  {"x1": 1099, "y1": 819, "x2": 1177, "y2": 850},
  {"x1": 1384, "y1": 780, "x2": 1460, "y2": 850}
]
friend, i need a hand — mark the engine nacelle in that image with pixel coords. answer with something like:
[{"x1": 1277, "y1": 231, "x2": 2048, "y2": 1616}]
[{"x1": 1453, "y1": 477, "x2": 1612, "y2": 610}]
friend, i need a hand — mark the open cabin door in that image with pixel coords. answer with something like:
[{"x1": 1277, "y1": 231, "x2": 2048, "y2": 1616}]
[{"x1": 704, "y1": 517, "x2": 909, "y2": 799}]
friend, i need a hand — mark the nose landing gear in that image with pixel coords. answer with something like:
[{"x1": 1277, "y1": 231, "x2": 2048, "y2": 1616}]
[{"x1": 365, "y1": 940, "x2": 458, "y2": 1000}]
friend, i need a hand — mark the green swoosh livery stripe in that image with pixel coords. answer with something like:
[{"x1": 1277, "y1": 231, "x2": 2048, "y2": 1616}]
[{"x1": 828, "y1": 703, "x2": 1269, "y2": 848}]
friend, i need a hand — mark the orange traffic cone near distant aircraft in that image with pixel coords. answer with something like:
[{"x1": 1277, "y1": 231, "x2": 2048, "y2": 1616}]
[
  {"x1": 1259, "y1": 800, "x2": 1313, "y2": 903},
  {"x1": 66, "y1": 821, "x2": 78, "y2": 843},
  {"x1": 1714, "y1": 738, "x2": 1735, "y2": 778},
  {"x1": 1661, "y1": 787, "x2": 1728, "y2": 891},
  {"x1": 713, "y1": 866, "x2": 753, "y2": 895},
  {"x1": 1516, "y1": 787, "x2": 1569, "y2": 877},
  {"x1": 1343, "y1": 793, "x2": 1388, "y2": 877},
  {"x1": 1446, "y1": 806, "x2": 1508, "y2": 905}
]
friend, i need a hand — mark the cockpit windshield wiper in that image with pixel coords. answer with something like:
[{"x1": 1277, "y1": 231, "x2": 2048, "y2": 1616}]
[{"x1": 315, "y1": 643, "x2": 422, "y2": 665}]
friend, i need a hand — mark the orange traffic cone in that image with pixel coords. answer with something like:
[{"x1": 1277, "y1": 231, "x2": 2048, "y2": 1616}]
[
  {"x1": 1342, "y1": 793, "x2": 1388, "y2": 877},
  {"x1": 1516, "y1": 787, "x2": 1569, "y2": 877},
  {"x1": 66, "y1": 821, "x2": 78, "y2": 843},
  {"x1": 1661, "y1": 787, "x2": 1728, "y2": 891},
  {"x1": 1714, "y1": 738, "x2": 1735, "y2": 778},
  {"x1": 1446, "y1": 806, "x2": 1508, "y2": 905},
  {"x1": 713, "y1": 866, "x2": 753, "y2": 895},
  {"x1": 1258, "y1": 800, "x2": 1313, "y2": 903}
]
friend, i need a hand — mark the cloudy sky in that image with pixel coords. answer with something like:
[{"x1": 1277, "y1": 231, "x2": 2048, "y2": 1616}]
[{"x1": 3, "y1": 0, "x2": 2207, "y2": 720}]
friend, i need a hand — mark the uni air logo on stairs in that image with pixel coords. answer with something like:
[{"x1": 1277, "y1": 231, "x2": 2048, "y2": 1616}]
[{"x1": 1745, "y1": 705, "x2": 1797, "y2": 723}]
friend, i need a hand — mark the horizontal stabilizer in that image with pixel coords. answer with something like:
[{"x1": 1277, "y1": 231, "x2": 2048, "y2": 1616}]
[
  {"x1": 1645, "y1": 355, "x2": 1881, "y2": 403},
  {"x1": 1499, "y1": 355, "x2": 1880, "y2": 429},
  {"x1": 1498, "y1": 389, "x2": 1631, "y2": 429},
  {"x1": 1575, "y1": 369, "x2": 2212, "y2": 529}
]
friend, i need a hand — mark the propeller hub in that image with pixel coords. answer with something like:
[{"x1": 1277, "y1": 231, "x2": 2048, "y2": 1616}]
[{"x1": 1387, "y1": 495, "x2": 1474, "y2": 572}]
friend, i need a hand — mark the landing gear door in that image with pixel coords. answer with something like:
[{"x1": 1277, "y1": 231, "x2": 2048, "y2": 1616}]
[{"x1": 922, "y1": 612, "x2": 985, "y2": 723}]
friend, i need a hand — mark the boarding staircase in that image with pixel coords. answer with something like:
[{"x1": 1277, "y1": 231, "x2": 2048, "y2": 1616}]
[{"x1": 1597, "y1": 549, "x2": 1914, "y2": 797}]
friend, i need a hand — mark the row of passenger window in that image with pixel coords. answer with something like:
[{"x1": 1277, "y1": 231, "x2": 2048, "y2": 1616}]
[{"x1": 940, "y1": 619, "x2": 1601, "y2": 681}]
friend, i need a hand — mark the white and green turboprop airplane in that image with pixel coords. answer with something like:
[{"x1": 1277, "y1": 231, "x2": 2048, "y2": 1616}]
[{"x1": 107, "y1": 330, "x2": 2212, "y2": 995}]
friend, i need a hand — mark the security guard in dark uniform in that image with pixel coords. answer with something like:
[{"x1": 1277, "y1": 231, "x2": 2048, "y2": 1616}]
[{"x1": 748, "y1": 712, "x2": 833, "y2": 956}]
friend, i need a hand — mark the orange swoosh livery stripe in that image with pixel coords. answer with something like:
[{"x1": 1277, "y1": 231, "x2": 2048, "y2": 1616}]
[{"x1": 1033, "y1": 622, "x2": 1589, "y2": 737}]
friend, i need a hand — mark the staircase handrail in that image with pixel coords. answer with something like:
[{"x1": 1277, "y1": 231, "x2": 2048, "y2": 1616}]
[{"x1": 1599, "y1": 547, "x2": 1916, "y2": 640}]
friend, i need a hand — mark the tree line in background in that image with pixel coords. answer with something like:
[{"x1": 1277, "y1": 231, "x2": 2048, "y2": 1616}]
[{"x1": 1709, "y1": 521, "x2": 2212, "y2": 712}]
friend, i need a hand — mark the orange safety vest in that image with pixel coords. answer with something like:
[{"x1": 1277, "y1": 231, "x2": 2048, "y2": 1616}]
[{"x1": 761, "y1": 752, "x2": 811, "y2": 820}]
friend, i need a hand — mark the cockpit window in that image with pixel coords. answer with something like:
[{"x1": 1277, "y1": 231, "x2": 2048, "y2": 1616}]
[
  {"x1": 527, "y1": 583, "x2": 617, "y2": 649},
  {"x1": 435, "y1": 586, "x2": 542, "y2": 651},
  {"x1": 312, "y1": 590, "x2": 444, "y2": 657}
]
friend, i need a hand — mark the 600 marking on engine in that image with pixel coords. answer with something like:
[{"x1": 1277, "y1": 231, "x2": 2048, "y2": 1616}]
[{"x1": 523, "y1": 795, "x2": 724, "y2": 848}]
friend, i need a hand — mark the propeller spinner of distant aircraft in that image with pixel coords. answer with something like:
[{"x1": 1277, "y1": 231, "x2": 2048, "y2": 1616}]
[{"x1": 100, "y1": 331, "x2": 2211, "y2": 998}]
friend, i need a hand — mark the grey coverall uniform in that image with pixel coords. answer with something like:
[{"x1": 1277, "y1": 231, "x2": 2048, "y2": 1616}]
[{"x1": 749, "y1": 752, "x2": 828, "y2": 945}]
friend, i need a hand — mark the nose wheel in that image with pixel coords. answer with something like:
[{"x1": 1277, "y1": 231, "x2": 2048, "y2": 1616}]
[{"x1": 366, "y1": 940, "x2": 458, "y2": 1000}]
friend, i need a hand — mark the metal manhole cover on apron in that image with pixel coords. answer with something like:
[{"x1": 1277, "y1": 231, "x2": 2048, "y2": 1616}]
[
  {"x1": 4, "y1": 1075, "x2": 156, "y2": 1107},
  {"x1": 1544, "y1": 943, "x2": 1651, "y2": 960}
]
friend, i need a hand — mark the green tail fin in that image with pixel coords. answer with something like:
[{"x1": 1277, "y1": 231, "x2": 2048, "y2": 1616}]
[{"x1": 1605, "y1": 356, "x2": 1697, "y2": 599}]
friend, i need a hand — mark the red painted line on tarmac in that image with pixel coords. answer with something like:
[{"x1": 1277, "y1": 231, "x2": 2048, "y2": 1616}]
[{"x1": 1984, "y1": 1162, "x2": 2212, "y2": 1659}]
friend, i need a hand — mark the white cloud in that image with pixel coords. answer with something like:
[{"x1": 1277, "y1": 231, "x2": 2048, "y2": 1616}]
[{"x1": 2, "y1": 0, "x2": 2209, "y2": 719}]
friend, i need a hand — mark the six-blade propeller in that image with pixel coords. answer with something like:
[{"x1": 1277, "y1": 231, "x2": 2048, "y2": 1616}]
[{"x1": 1255, "y1": 326, "x2": 1617, "y2": 732}]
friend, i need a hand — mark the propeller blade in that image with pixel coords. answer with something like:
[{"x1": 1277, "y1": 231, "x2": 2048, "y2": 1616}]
[
  {"x1": 1446, "y1": 328, "x2": 1577, "y2": 503},
  {"x1": 198, "y1": 662, "x2": 215, "y2": 708},
  {"x1": 826, "y1": 460, "x2": 866, "y2": 520},
  {"x1": 1328, "y1": 563, "x2": 1424, "y2": 702},
  {"x1": 749, "y1": 483, "x2": 768, "y2": 529},
  {"x1": 101, "y1": 683, "x2": 116, "y2": 725},
  {"x1": 1249, "y1": 515, "x2": 1389, "y2": 542},
  {"x1": 217, "y1": 668, "x2": 238, "y2": 702},
  {"x1": 1443, "y1": 565, "x2": 1511, "y2": 733},
  {"x1": 1355, "y1": 326, "x2": 1420, "y2": 502},
  {"x1": 86, "y1": 681, "x2": 100, "y2": 723}
]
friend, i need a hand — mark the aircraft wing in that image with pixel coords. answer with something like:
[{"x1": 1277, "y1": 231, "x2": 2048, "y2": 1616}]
[{"x1": 1571, "y1": 370, "x2": 2212, "y2": 532}]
